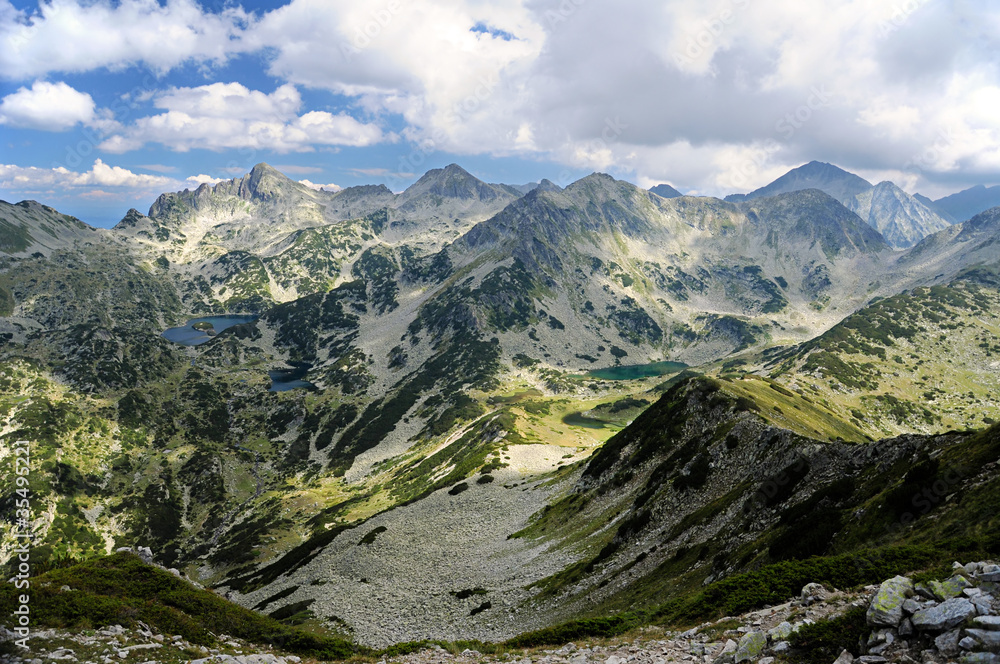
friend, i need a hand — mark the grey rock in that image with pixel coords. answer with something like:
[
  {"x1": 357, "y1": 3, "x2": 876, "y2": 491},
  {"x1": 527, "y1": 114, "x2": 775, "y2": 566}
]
[
  {"x1": 899, "y1": 618, "x2": 915, "y2": 637},
  {"x1": 961, "y1": 636, "x2": 981, "y2": 650},
  {"x1": 930, "y1": 576, "x2": 973, "y2": 601},
  {"x1": 980, "y1": 565, "x2": 1000, "y2": 583},
  {"x1": 935, "y1": 628, "x2": 963, "y2": 656},
  {"x1": 858, "y1": 657, "x2": 889, "y2": 664},
  {"x1": 974, "y1": 595, "x2": 996, "y2": 615},
  {"x1": 960, "y1": 655, "x2": 1000, "y2": 664},
  {"x1": 964, "y1": 563, "x2": 984, "y2": 576},
  {"x1": 903, "y1": 599, "x2": 925, "y2": 615},
  {"x1": 833, "y1": 650, "x2": 855, "y2": 664},
  {"x1": 915, "y1": 583, "x2": 937, "y2": 600},
  {"x1": 975, "y1": 616, "x2": 1000, "y2": 631},
  {"x1": 966, "y1": 629, "x2": 1000, "y2": 650},
  {"x1": 867, "y1": 628, "x2": 894, "y2": 656},
  {"x1": 759, "y1": 658, "x2": 775, "y2": 664},
  {"x1": 767, "y1": 622, "x2": 795, "y2": 641},
  {"x1": 868, "y1": 576, "x2": 914, "y2": 627},
  {"x1": 734, "y1": 631, "x2": 766, "y2": 663},
  {"x1": 136, "y1": 546, "x2": 153, "y2": 564},
  {"x1": 772, "y1": 641, "x2": 791, "y2": 653},
  {"x1": 713, "y1": 639, "x2": 738, "y2": 664},
  {"x1": 801, "y1": 582, "x2": 828, "y2": 606},
  {"x1": 912, "y1": 597, "x2": 977, "y2": 631}
]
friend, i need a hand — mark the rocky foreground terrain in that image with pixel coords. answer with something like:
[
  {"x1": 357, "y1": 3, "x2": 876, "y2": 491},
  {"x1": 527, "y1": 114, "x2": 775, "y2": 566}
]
[{"x1": 5, "y1": 561, "x2": 1000, "y2": 664}]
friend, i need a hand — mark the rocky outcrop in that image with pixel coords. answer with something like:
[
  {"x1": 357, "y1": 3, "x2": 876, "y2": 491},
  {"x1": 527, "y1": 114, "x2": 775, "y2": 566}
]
[{"x1": 860, "y1": 562, "x2": 1000, "y2": 664}]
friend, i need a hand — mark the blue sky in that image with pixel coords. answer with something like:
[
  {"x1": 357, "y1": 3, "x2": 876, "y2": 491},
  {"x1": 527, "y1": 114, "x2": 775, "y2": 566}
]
[{"x1": 2, "y1": 0, "x2": 1000, "y2": 227}]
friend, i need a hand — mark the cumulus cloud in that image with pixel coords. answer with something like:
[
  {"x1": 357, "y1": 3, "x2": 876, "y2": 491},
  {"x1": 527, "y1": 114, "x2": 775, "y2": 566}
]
[
  {"x1": 185, "y1": 174, "x2": 227, "y2": 187},
  {"x1": 0, "y1": 160, "x2": 181, "y2": 196},
  {"x1": 99, "y1": 82, "x2": 389, "y2": 153},
  {"x1": 0, "y1": 0, "x2": 251, "y2": 79},
  {"x1": 298, "y1": 179, "x2": 342, "y2": 192},
  {"x1": 3, "y1": 0, "x2": 1000, "y2": 196},
  {"x1": 0, "y1": 80, "x2": 95, "y2": 130}
]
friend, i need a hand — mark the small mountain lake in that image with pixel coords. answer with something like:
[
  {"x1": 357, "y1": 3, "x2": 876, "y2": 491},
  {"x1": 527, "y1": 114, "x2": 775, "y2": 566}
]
[
  {"x1": 268, "y1": 363, "x2": 316, "y2": 392},
  {"x1": 561, "y1": 412, "x2": 611, "y2": 429},
  {"x1": 586, "y1": 360, "x2": 688, "y2": 381},
  {"x1": 161, "y1": 315, "x2": 257, "y2": 346}
]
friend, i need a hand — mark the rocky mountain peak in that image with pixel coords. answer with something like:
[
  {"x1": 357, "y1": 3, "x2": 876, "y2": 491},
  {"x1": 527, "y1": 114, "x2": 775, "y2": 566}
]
[
  {"x1": 742, "y1": 188, "x2": 890, "y2": 256},
  {"x1": 846, "y1": 181, "x2": 951, "y2": 249},
  {"x1": 650, "y1": 183, "x2": 683, "y2": 198},
  {"x1": 114, "y1": 208, "x2": 147, "y2": 229},
  {"x1": 727, "y1": 160, "x2": 873, "y2": 206},
  {"x1": 236, "y1": 162, "x2": 302, "y2": 202},
  {"x1": 401, "y1": 163, "x2": 500, "y2": 201}
]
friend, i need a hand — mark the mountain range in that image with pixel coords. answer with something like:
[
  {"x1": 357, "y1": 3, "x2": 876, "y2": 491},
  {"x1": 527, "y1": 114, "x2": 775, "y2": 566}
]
[{"x1": 2, "y1": 159, "x2": 1000, "y2": 650}]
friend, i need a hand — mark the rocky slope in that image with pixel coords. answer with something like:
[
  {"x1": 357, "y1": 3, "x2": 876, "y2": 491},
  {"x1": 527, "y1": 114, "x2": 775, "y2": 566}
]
[{"x1": 846, "y1": 182, "x2": 952, "y2": 249}]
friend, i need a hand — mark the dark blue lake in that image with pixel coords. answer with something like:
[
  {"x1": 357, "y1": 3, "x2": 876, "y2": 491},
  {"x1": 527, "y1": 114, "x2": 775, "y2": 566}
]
[
  {"x1": 586, "y1": 360, "x2": 688, "y2": 381},
  {"x1": 161, "y1": 315, "x2": 257, "y2": 346},
  {"x1": 561, "y1": 412, "x2": 610, "y2": 429},
  {"x1": 269, "y1": 363, "x2": 316, "y2": 392}
]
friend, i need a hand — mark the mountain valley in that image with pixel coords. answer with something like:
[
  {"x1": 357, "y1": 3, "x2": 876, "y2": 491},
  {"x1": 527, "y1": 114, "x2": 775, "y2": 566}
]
[{"x1": 1, "y1": 161, "x2": 999, "y2": 656}]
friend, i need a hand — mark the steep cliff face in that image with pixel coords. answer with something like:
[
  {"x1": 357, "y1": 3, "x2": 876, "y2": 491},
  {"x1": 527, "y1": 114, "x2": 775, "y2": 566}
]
[{"x1": 847, "y1": 181, "x2": 952, "y2": 249}]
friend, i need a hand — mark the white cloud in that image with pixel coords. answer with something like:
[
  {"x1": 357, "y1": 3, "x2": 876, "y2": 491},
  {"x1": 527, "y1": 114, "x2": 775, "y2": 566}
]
[
  {"x1": 0, "y1": 161, "x2": 181, "y2": 197},
  {"x1": 99, "y1": 82, "x2": 389, "y2": 153},
  {"x1": 186, "y1": 174, "x2": 227, "y2": 187},
  {"x1": 298, "y1": 179, "x2": 341, "y2": 192},
  {"x1": 0, "y1": 80, "x2": 94, "y2": 130},
  {"x1": 3, "y1": 0, "x2": 1000, "y2": 196},
  {"x1": 0, "y1": 0, "x2": 251, "y2": 79}
]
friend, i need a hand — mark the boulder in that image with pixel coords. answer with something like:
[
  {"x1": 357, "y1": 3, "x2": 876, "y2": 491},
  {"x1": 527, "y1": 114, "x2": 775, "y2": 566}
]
[
  {"x1": 868, "y1": 576, "x2": 915, "y2": 627},
  {"x1": 936, "y1": 628, "x2": 963, "y2": 657},
  {"x1": 961, "y1": 636, "x2": 981, "y2": 650},
  {"x1": 973, "y1": 595, "x2": 995, "y2": 615},
  {"x1": 979, "y1": 565, "x2": 1000, "y2": 583},
  {"x1": 966, "y1": 629, "x2": 1000, "y2": 650},
  {"x1": 913, "y1": 598, "x2": 977, "y2": 631},
  {"x1": 867, "y1": 629, "x2": 894, "y2": 655},
  {"x1": 712, "y1": 639, "x2": 738, "y2": 664},
  {"x1": 801, "y1": 582, "x2": 829, "y2": 606},
  {"x1": 833, "y1": 650, "x2": 855, "y2": 664},
  {"x1": 767, "y1": 622, "x2": 795, "y2": 641},
  {"x1": 930, "y1": 576, "x2": 973, "y2": 601},
  {"x1": 960, "y1": 654, "x2": 1000, "y2": 664},
  {"x1": 974, "y1": 617, "x2": 1000, "y2": 631},
  {"x1": 735, "y1": 631, "x2": 766, "y2": 663},
  {"x1": 899, "y1": 618, "x2": 915, "y2": 637}
]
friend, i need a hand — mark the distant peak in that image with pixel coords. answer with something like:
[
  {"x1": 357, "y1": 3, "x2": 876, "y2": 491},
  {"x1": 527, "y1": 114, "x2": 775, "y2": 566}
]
[
  {"x1": 650, "y1": 183, "x2": 683, "y2": 198},
  {"x1": 536, "y1": 179, "x2": 561, "y2": 192},
  {"x1": 250, "y1": 162, "x2": 279, "y2": 175},
  {"x1": 114, "y1": 209, "x2": 146, "y2": 229}
]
